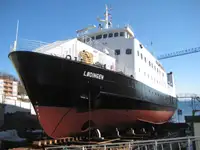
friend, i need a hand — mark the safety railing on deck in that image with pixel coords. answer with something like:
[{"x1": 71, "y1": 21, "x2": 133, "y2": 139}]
[
  {"x1": 11, "y1": 38, "x2": 48, "y2": 52},
  {"x1": 44, "y1": 136, "x2": 200, "y2": 150}
]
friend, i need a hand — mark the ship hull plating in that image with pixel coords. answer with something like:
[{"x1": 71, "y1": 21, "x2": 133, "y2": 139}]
[{"x1": 8, "y1": 51, "x2": 177, "y2": 139}]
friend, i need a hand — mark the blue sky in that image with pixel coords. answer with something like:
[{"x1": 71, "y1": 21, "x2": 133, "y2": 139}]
[{"x1": 0, "y1": 0, "x2": 200, "y2": 95}]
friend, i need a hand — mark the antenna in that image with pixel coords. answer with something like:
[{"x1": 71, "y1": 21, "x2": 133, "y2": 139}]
[
  {"x1": 105, "y1": 4, "x2": 109, "y2": 29},
  {"x1": 13, "y1": 20, "x2": 19, "y2": 51},
  {"x1": 97, "y1": 4, "x2": 112, "y2": 29}
]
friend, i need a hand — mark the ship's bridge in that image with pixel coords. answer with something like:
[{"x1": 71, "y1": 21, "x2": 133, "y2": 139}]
[{"x1": 77, "y1": 25, "x2": 134, "y2": 44}]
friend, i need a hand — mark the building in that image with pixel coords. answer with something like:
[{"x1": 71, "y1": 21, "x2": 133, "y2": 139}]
[{"x1": 0, "y1": 72, "x2": 19, "y2": 101}]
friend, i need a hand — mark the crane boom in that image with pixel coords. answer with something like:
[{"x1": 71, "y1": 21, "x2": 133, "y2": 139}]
[{"x1": 157, "y1": 46, "x2": 200, "y2": 60}]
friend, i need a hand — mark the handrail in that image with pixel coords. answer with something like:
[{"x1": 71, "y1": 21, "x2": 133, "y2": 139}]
[{"x1": 44, "y1": 136, "x2": 200, "y2": 149}]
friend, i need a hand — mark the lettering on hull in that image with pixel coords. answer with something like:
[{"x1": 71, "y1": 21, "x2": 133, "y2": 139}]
[{"x1": 83, "y1": 71, "x2": 104, "y2": 80}]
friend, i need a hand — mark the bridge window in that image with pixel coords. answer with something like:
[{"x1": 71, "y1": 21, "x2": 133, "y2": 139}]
[
  {"x1": 115, "y1": 49, "x2": 120, "y2": 55},
  {"x1": 96, "y1": 35, "x2": 102, "y2": 40},
  {"x1": 126, "y1": 49, "x2": 132, "y2": 54},
  {"x1": 120, "y1": 32, "x2": 125, "y2": 37},
  {"x1": 109, "y1": 33, "x2": 113, "y2": 38},
  {"x1": 114, "y1": 32, "x2": 119, "y2": 37},
  {"x1": 103, "y1": 34, "x2": 107, "y2": 39}
]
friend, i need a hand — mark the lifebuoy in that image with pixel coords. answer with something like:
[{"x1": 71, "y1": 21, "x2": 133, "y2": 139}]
[{"x1": 65, "y1": 55, "x2": 71, "y2": 60}]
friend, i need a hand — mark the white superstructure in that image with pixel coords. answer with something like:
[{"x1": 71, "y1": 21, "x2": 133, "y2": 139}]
[{"x1": 33, "y1": 4, "x2": 176, "y2": 97}]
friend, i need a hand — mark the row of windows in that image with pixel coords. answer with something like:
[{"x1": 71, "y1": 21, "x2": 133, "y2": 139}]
[
  {"x1": 115, "y1": 49, "x2": 132, "y2": 55},
  {"x1": 139, "y1": 68, "x2": 167, "y2": 88},
  {"x1": 137, "y1": 51, "x2": 164, "y2": 77},
  {"x1": 86, "y1": 32, "x2": 125, "y2": 42}
]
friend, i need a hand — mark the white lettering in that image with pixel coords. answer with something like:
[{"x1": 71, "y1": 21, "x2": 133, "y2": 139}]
[{"x1": 83, "y1": 71, "x2": 104, "y2": 80}]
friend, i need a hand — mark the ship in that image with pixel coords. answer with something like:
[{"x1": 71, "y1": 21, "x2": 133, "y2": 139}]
[{"x1": 8, "y1": 5, "x2": 178, "y2": 139}]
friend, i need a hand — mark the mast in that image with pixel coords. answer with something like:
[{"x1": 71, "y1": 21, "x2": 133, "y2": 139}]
[
  {"x1": 13, "y1": 20, "x2": 19, "y2": 51},
  {"x1": 97, "y1": 4, "x2": 112, "y2": 29},
  {"x1": 104, "y1": 4, "x2": 109, "y2": 29}
]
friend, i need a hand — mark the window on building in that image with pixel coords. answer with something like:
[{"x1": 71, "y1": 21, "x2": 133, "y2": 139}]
[
  {"x1": 162, "y1": 72, "x2": 164, "y2": 77},
  {"x1": 96, "y1": 35, "x2": 102, "y2": 40},
  {"x1": 109, "y1": 33, "x2": 113, "y2": 38},
  {"x1": 140, "y1": 44, "x2": 143, "y2": 49},
  {"x1": 87, "y1": 38, "x2": 90, "y2": 42},
  {"x1": 115, "y1": 49, "x2": 120, "y2": 55},
  {"x1": 144, "y1": 57, "x2": 146, "y2": 62},
  {"x1": 141, "y1": 53, "x2": 143, "y2": 59},
  {"x1": 154, "y1": 66, "x2": 156, "y2": 71},
  {"x1": 126, "y1": 49, "x2": 132, "y2": 54},
  {"x1": 139, "y1": 68, "x2": 140, "y2": 72},
  {"x1": 91, "y1": 36, "x2": 94, "y2": 40},
  {"x1": 144, "y1": 72, "x2": 146, "y2": 76},
  {"x1": 103, "y1": 34, "x2": 107, "y2": 38},
  {"x1": 120, "y1": 32, "x2": 125, "y2": 37},
  {"x1": 137, "y1": 51, "x2": 139, "y2": 56},
  {"x1": 149, "y1": 61, "x2": 151, "y2": 66},
  {"x1": 114, "y1": 32, "x2": 119, "y2": 37}
]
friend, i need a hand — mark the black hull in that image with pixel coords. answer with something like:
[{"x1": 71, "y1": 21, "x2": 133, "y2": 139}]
[
  {"x1": 9, "y1": 51, "x2": 177, "y2": 110},
  {"x1": 8, "y1": 51, "x2": 177, "y2": 138}
]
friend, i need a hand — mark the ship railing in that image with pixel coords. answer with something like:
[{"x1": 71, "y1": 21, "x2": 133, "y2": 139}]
[
  {"x1": 10, "y1": 38, "x2": 49, "y2": 52},
  {"x1": 44, "y1": 136, "x2": 200, "y2": 150},
  {"x1": 11, "y1": 37, "x2": 115, "y2": 57}
]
